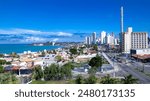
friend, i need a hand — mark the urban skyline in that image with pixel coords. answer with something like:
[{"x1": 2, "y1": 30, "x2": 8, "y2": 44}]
[
  {"x1": 1, "y1": 0, "x2": 150, "y2": 85},
  {"x1": 0, "y1": 0, "x2": 150, "y2": 43}
]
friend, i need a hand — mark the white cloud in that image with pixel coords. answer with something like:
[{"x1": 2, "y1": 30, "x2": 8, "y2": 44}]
[
  {"x1": 0, "y1": 28, "x2": 49, "y2": 35},
  {"x1": 0, "y1": 29, "x2": 17, "y2": 34},
  {"x1": 13, "y1": 28, "x2": 43, "y2": 34},
  {"x1": 0, "y1": 28, "x2": 73, "y2": 36},
  {"x1": 57, "y1": 32, "x2": 73, "y2": 36},
  {"x1": 0, "y1": 28, "x2": 84, "y2": 43},
  {"x1": 24, "y1": 37, "x2": 45, "y2": 42},
  {"x1": 52, "y1": 38, "x2": 59, "y2": 42}
]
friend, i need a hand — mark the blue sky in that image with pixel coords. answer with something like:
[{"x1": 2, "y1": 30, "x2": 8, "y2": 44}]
[{"x1": 0, "y1": 0, "x2": 150, "y2": 43}]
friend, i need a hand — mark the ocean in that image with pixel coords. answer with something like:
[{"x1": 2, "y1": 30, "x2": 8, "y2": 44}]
[{"x1": 0, "y1": 44, "x2": 60, "y2": 54}]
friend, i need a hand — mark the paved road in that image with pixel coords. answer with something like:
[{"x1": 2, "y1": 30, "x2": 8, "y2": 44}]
[
  {"x1": 100, "y1": 52, "x2": 150, "y2": 83},
  {"x1": 118, "y1": 63, "x2": 150, "y2": 84},
  {"x1": 129, "y1": 62, "x2": 150, "y2": 73}
]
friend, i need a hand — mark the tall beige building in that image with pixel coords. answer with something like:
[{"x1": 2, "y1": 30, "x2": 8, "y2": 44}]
[
  {"x1": 121, "y1": 27, "x2": 148, "y2": 53},
  {"x1": 131, "y1": 32, "x2": 148, "y2": 49}
]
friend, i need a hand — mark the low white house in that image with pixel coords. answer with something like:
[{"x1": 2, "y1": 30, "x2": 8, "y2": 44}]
[
  {"x1": 75, "y1": 54, "x2": 97, "y2": 63},
  {"x1": 35, "y1": 54, "x2": 56, "y2": 67},
  {"x1": 130, "y1": 48, "x2": 150, "y2": 55}
]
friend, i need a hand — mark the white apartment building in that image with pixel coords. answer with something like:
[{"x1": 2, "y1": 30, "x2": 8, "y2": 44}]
[
  {"x1": 106, "y1": 34, "x2": 114, "y2": 45},
  {"x1": 121, "y1": 27, "x2": 148, "y2": 53},
  {"x1": 85, "y1": 32, "x2": 97, "y2": 45},
  {"x1": 114, "y1": 38, "x2": 119, "y2": 45},
  {"x1": 85, "y1": 36, "x2": 88, "y2": 44},
  {"x1": 122, "y1": 27, "x2": 132, "y2": 53},
  {"x1": 101, "y1": 31, "x2": 106, "y2": 44}
]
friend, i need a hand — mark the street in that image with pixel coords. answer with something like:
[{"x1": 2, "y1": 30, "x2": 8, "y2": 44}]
[
  {"x1": 118, "y1": 63, "x2": 150, "y2": 84},
  {"x1": 104, "y1": 52, "x2": 150, "y2": 83}
]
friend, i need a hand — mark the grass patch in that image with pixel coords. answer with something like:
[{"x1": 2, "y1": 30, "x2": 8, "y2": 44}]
[{"x1": 72, "y1": 62, "x2": 88, "y2": 68}]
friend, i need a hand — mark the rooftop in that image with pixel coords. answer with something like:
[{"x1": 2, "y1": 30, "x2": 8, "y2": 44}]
[
  {"x1": 131, "y1": 48, "x2": 150, "y2": 50},
  {"x1": 132, "y1": 54, "x2": 150, "y2": 60}
]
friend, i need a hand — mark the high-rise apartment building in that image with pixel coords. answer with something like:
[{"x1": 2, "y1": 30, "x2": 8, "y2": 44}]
[
  {"x1": 131, "y1": 32, "x2": 148, "y2": 49},
  {"x1": 85, "y1": 32, "x2": 97, "y2": 45},
  {"x1": 101, "y1": 31, "x2": 106, "y2": 44},
  {"x1": 85, "y1": 37, "x2": 88, "y2": 44},
  {"x1": 114, "y1": 38, "x2": 119, "y2": 45},
  {"x1": 87, "y1": 36, "x2": 91, "y2": 45},
  {"x1": 119, "y1": 6, "x2": 148, "y2": 53},
  {"x1": 122, "y1": 27, "x2": 148, "y2": 53},
  {"x1": 122, "y1": 27, "x2": 132, "y2": 53},
  {"x1": 92, "y1": 32, "x2": 96, "y2": 44},
  {"x1": 106, "y1": 34, "x2": 114, "y2": 45}
]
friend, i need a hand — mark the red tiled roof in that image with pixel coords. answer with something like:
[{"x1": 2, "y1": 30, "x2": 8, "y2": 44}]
[
  {"x1": 12, "y1": 66, "x2": 20, "y2": 70},
  {"x1": 132, "y1": 54, "x2": 150, "y2": 60}
]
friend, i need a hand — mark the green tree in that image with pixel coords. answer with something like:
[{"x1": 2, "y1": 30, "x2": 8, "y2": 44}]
[
  {"x1": 59, "y1": 67, "x2": 65, "y2": 80},
  {"x1": 43, "y1": 66, "x2": 50, "y2": 80},
  {"x1": 78, "y1": 48, "x2": 84, "y2": 55},
  {"x1": 0, "y1": 54, "x2": 4, "y2": 57},
  {"x1": 11, "y1": 74, "x2": 19, "y2": 84},
  {"x1": 85, "y1": 75, "x2": 97, "y2": 84},
  {"x1": 89, "y1": 55, "x2": 102, "y2": 68},
  {"x1": 75, "y1": 75, "x2": 84, "y2": 84},
  {"x1": 10, "y1": 52, "x2": 19, "y2": 58},
  {"x1": 64, "y1": 62, "x2": 74, "y2": 69},
  {"x1": 121, "y1": 75, "x2": 138, "y2": 84},
  {"x1": 6, "y1": 62, "x2": 11, "y2": 65},
  {"x1": 70, "y1": 48, "x2": 77, "y2": 55},
  {"x1": 0, "y1": 65, "x2": 4, "y2": 73},
  {"x1": 43, "y1": 63, "x2": 73, "y2": 81},
  {"x1": 33, "y1": 65, "x2": 43, "y2": 80},
  {"x1": 88, "y1": 67, "x2": 97, "y2": 75},
  {"x1": 100, "y1": 75, "x2": 119, "y2": 84},
  {"x1": 55, "y1": 55, "x2": 62, "y2": 62},
  {"x1": 93, "y1": 44, "x2": 98, "y2": 51},
  {"x1": 44, "y1": 64, "x2": 59, "y2": 81},
  {"x1": 0, "y1": 72, "x2": 18, "y2": 84},
  {"x1": 41, "y1": 51, "x2": 46, "y2": 57},
  {"x1": 59, "y1": 63, "x2": 73, "y2": 80},
  {"x1": 62, "y1": 63, "x2": 72, "y2": 79},
  {"x1": 0, "y1": 59, "x2": 7, "y2": 65},
  {"x1": 0, "y1": 73, "x2": 9, "y2": 84}
]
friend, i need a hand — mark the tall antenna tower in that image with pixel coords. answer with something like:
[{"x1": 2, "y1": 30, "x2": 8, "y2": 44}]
[{"x1": 121, "y1": 6, "x2": 124, "y2": 33}]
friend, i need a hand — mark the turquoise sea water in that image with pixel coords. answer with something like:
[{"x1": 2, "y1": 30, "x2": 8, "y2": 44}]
[{"x1": 0, "y1": 44, "x2": 60, "y2": 54}]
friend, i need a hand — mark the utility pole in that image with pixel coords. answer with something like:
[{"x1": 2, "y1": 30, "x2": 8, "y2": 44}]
[{"x1": 142, "y1": 61, "x2": 144, "y2": 72}]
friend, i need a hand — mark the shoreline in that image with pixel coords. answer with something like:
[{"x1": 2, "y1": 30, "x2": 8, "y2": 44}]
[{"x1": 0, "y1": 44, "x2": 62, "y2": 55}]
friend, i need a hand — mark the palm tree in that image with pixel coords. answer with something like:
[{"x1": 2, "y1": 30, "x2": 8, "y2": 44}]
[
  {"x1": 75, "y1": 75, "x2": 84, "y2": 84},
  {"x1": 85, "y1": 75, "x2": 97, "y2": 84},
  {"x1": 121, "y1": 75, "x2": 138, "y2": 84},
  {"x1": 100, "y1": 75, "x2": 119, "y2": 84}
]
